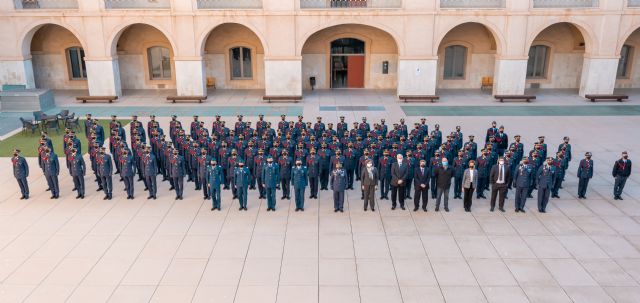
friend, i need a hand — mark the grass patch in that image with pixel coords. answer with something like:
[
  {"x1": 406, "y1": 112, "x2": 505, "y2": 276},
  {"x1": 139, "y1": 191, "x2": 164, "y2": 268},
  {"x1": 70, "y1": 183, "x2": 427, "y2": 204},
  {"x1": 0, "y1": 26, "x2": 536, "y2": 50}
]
[{"x1": 0, "y1": 119, "x2": 130, "y2": 157}]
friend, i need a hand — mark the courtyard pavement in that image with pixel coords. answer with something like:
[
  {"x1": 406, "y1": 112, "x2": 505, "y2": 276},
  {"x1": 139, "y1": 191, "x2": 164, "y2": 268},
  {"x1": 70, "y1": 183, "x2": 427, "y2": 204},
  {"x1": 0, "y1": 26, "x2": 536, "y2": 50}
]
[{"x1": 0, "y1": 90, "x2": 640, "y2": 302}]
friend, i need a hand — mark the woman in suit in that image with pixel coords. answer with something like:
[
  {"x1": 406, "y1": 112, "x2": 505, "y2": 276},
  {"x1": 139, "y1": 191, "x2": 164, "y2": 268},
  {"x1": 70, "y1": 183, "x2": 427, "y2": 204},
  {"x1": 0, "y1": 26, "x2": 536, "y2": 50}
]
[{"x1": 462, "y1": 160, "x2": 479, "y2": 212}]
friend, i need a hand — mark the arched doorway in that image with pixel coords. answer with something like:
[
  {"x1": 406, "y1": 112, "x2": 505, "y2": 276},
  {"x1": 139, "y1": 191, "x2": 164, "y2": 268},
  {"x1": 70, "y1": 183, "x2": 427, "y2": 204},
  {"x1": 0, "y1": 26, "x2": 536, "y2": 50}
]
[
  {"x1": 616, "y1": 28, "x2": 640, "y2": 89},
  {"x1": 330, "y1": 38, "x2": 365, "y2": 88}
]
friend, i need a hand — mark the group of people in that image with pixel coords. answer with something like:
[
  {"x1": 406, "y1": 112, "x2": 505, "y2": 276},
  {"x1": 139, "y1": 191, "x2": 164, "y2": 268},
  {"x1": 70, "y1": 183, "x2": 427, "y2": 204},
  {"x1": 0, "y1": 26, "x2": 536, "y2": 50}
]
[{"x1": 11, "y1": 114, "x2": 633, "y2": 214}]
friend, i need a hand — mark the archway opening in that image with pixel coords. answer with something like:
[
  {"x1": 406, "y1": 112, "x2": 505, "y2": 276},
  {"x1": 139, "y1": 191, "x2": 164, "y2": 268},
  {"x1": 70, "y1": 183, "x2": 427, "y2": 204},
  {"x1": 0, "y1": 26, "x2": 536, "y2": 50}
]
[
  {"x1": 330, "y1": 38, "x2": 365, "y2": 88},
  {"x1": 616, "y1": 28, "x2": 640, "y2": 89}
]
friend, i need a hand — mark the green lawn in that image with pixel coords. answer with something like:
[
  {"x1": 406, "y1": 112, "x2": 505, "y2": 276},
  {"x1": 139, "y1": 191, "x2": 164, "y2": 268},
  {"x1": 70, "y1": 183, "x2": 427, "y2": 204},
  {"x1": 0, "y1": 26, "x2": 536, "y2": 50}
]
[{"x1": 0, "y1": 119, "x2": 130, "y2": 157}]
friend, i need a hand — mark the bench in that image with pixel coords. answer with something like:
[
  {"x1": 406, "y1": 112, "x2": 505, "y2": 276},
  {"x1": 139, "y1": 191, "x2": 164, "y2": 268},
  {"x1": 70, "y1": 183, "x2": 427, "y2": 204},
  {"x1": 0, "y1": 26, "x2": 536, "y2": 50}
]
[
  {"x1": 494, "y1": 95, "x2": 536, "y2": 103},
  {"x1": 585, "y1": 94, "x2": 628, "y2": 102},
  {"x1": 167, "y1": 95, "x2": 207, "y2": 103},
  {"x1": 76, "y1": 96, "x2": 118, "y2": 103},
  {"x1": 263, "y1": 95, "x2": 302, "y2": 103},
  {"x1": 398, "y1": 95, "x2": 440, "y2": 103}
]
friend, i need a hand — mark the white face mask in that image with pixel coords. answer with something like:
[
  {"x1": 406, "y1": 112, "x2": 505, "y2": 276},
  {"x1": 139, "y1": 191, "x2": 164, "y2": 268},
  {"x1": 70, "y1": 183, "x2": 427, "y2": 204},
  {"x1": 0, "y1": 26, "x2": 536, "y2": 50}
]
[
  {"x1": 499, "y1": 161, "x2": 504, "y2": 165},
  {"x1": 442, "y1": 162, "x2": 448, "y2": 167},
  {"x1": 366, "y1": 163, "x2": 373, "y2": 168}
]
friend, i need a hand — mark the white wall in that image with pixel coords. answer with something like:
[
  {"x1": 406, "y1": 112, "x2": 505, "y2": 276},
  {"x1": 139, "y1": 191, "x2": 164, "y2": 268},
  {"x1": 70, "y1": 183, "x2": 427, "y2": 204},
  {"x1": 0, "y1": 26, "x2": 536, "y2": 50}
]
[
  {"x1": 204, "y1": 54, "x2": 265, "y2": 89},
  {"x1": 32, "y1": 53, "x2": 88, "y2": 89},
  {"x1": 437, "y1": 53, "x2": 494, "y2": 89}
]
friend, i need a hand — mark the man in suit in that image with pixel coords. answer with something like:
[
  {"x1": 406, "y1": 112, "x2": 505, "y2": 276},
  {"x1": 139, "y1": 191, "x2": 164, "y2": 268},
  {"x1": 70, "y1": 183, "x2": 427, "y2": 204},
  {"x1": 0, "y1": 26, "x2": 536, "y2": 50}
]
[
  {"x1": 120, "y1": 148, "x2": 136, "y2": 199},
  {"x1": 291, "y1": 160, "x2": 308, "y2": 211},
  {"x1": 170, "y1": 149, "x2": 186, "y2": 200},
  {"x1": 207, "y1": 159, "x2": 224, "y2": 211},
  {"x1": 489, "y1": 156, "x2": 511, "y2": 212},
  {"x1": 391, "y1": 154, "x2": 409, "y2": 210},
  {"x1": 331, "y1": 162, "x2": 347, "y2": 212},
  {"x1": 12, "y1": 149, "x2": 29, "y2": 200},
  {"x1": 413, "y1": 159, "x2": 430, "y2": 212},
  {"x1": 434, "y1": 158, "x2": 454, "y2": 212},
  {"x1": 142, "y1": 146, "x2": 157, "y2": 200},
  {"x1": 361, "y1": 159, "x2": 378, "y2": 211},
  {"x1": 537, "y1": 157, "x2": 556, "y2": 213},
  {"x1": 513, "y1": 159, "x2": 533, "y2": 212},
  {"x1": 577, "y1": 152, "x2": 594, "y2": 199},
  {"x1": 96, "y1": 147, "x2": 113, "y2": 200},
  {"x1": 462, "y1": 160, "x2": 478, "y2": 211},
  {"x1": 612, "y1": 151, "x2": 632, "y2": 200},
  {"x1": 69, "y1": 148, "x2": 86, "y2": 199},
  {"x1": 234, "y1": 160, "x2": 251, "y2": 211}
]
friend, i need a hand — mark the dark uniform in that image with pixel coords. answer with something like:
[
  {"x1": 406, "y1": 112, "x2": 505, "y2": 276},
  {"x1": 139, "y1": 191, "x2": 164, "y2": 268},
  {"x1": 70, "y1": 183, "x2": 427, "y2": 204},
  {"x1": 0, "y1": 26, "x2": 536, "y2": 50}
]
[
  {"x1": 142, "y1": 149, "x2": 158, "y2": 199},
  {"x1": 513, "y1": 161, "x2": 533, "y2": 212},
  {"x1": 278, "y1": 153, "x2": 293, "y2": 199},
  {"x1": 170, "y1": 151, "x2": 186, "y2": 200},
  {"x1": 69, "y1": 151, "x2": 86, "y2": 199},
  {"x1": 291, "y1": 163, "x2": 308, "y2": 211},
  {"x1": 207, "y1": 161, "x2": 224, "y2": 210},
  {"x1": 577, "y1": 153, "x2": 594, "y2": 199},
  {"x1": 378, "y1": 153, "x2": 392, "y2": 199},
  {"x1": 234, "y1": 163, "x2": 251, "y2": 210},
  {"x1": 120, "y1": 150, "x2": 136, "y2": 199},
  {"x1": 537, "y1": 160, "x2": 556, "y2": 213},
  {"x1": 612, "y1": 152, "x2": 632, "y2": 200},
  {"x1": 12, "y1": 150, "x2": 29, "y2": 199},
  {"x1": 262, "y1": 159, "x2": 280, "y2": 211},
  {"x1": 306, "y1": 151, "x2": 320, "y2": 199},
  {"x1": 331, "y1": 165, "x2": 347, "y2": 212},
  {"x1": 97, "y1": 149, "x2": 113, "y2": 200}
]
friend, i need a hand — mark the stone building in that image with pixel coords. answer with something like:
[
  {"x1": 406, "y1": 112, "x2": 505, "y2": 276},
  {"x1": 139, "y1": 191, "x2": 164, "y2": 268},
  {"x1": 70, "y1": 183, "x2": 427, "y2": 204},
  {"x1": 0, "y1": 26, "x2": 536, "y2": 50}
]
[{"x1": 1, "y1": 0, "x2": 640, "y2": 98}]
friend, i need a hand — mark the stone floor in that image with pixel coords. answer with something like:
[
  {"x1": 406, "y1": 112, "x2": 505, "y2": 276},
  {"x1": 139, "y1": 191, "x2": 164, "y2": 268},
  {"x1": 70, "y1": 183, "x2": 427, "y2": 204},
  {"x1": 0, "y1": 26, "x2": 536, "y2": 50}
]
[{"x1": 1, "y1": 91, "x2": 640, "y2": 302}]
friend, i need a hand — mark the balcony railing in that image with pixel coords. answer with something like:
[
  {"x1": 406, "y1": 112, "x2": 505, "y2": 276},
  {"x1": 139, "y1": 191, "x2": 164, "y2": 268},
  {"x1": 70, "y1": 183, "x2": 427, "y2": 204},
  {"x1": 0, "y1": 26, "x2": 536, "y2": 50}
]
[
  {"x1": 104, "y1": 0, "x2": 171, "y2": 9},
  {"x1": 300, "y1": 0, "x2": 402, "y2": 9},
  {"x1": 533, "y1": 0, "x2": 598, "y2": 8},
  {"x1": 197, "y1": 0, "x2": 262, "y2": 9},
  {"x1": 14, "y1": 0, "x2": 78, "y2": 9},
  {"x1": 440, "y1": 0, "x2": 504, "y2": 8},
  {"x1": 629, "y1": 0, "x2": 640, "y2": 7}
]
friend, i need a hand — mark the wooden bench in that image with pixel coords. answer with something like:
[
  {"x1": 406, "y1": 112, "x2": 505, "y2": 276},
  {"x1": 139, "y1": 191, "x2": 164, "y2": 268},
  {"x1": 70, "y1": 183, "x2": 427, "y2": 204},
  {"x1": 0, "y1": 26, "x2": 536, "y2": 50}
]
[
  {"x1": 494, "y1": 95, "x2": 536, "y2": 103},
  {"x1": 166, "y1": 95, "x2": 207, "y2": 103},
  {"x1": 76, "y1": 96, "x2": 118, "y2": 103},
  {"x1": 398, "y1": 95, "x2": 440, "y2": 103},
  {"x1": 263, "y1": 95, "x2": 302, "y2": 103},
  {"x1": 585, "y1": 94, "x2": 628, "y2": 102}
]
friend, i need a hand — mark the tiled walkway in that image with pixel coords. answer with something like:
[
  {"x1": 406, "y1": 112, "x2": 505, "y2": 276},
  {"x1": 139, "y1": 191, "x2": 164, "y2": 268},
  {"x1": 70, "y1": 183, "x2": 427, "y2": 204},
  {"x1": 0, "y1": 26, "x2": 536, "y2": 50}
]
[{"x1": 1, "y1": 90, "x2": 640, "y2": 302}]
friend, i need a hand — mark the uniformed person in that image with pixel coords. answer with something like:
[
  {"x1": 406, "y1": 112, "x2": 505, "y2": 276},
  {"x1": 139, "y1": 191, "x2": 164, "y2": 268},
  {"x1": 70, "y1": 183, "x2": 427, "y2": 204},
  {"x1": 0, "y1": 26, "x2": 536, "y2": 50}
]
[
  {"x1": 142, "y1": 146, "x2": 158, "y2": 200},
  {"x1": 97, "y1": 147, "x2": 113, "y2": 200},
  {"x1": 262, "y1": 156, "x2": 280, "y2": 211},
  {"x1": 234, "y1": 160, "x2": 251, "y2": 211},
  {"x1": 612, "y1": 151, "x2": 632, "y2": 200},
  {"x1": 120, "y1": 148, "x2": 136, "y2": 199},
  {"x1": 196, "y1": 148, "x2": 211, "y2": 198},
  {"x1": 42, "y1": 147, "x2": 60, "y2": 199},
  {"x1": 331, "y1": 163, "x2": 347, "y2": 212},
  {"x1": 513, "y1": 159, "x2": 533, "y2": 212},
  {"x1": 170, "y1": 149, "x2": 186, "y2": 200},
  {"x1": 69, "y1": 148, "x2": 86, "y2": 199},
  {"x1": 279, "y1": 150, "x2": 293, "y2": 200},
  {"x1": 577, "y1": 152, "x2": 594, "y2": 199},
  {"x1": 291, "y1": 160, "x2": 308, "y2": 211},
  {"x1": 537, "y1": 157, "x2": 556, "y2": 213},
  {"x1": 12, "y1": 149, "x2": 29, "y2": 200},
  {"x1": 207, "y1": 159, "x2": 224, "y2": 210},
  {"x1": 378, "y1": 150, "x2": 392, "y2": 199},
  {"x1": 307, "y1": 149, "x2": 320, "y2": 199}
]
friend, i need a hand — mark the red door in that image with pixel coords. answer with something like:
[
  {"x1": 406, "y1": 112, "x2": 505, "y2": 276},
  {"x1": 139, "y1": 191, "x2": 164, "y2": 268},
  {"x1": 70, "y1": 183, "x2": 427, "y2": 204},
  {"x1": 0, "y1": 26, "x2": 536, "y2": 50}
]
[{"x1": 347, "y1": 56, "x2": 365, "y2": 88}]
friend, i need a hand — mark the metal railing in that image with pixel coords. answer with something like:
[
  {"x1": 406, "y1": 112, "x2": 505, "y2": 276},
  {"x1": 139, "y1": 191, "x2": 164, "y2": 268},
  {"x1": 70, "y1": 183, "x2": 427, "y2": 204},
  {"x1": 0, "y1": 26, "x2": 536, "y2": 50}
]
[
  {"x1": 300, "y1": 0, "x2": 402, "y2": 9},
  {"x1": 440, "y1": 0, "x2": 504, "y2": 8},
  {"x1": 533, "y1": 0, "x2": 599, "y2": 8},
  {"x1": 104, "y1": 0, "x2": 171, "y2": 9},
  {"x1": 14, "y1": 0, "x2": 78, "y2": 9},
  {"x1": 197, "y1": 0, "x2": 262, "y2": 9}
]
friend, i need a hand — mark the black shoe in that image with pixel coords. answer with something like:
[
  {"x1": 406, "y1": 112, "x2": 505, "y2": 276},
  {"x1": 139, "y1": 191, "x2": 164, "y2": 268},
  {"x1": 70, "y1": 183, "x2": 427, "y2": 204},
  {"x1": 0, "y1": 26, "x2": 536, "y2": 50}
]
[
  {"x1": 72, "y1": 187, "x2": 77, "y2": 191},
  {"x1": 619, "y1": 197, "x2": 624, "y2": 200},
  {"x1": 407, "y1": 196, "x2": 412, "y2": 199},
  {"x1": 515, "y1": 209, "x2": 520, "y2": 213},
  {"x1": 364, "y1": 208, "x2": 368, "y2": 211},
  {"x1": 401, "y1": 207, "x2": 406, "y2": 210},
  {"x1": 334, "y1": 209, "x2": 338, "y2": 212},
  {"x1": 147, "y1": 196, "x2": 152, "y2": 199},
  {"x1": 527, "y1": 195, "x2": 533, "y2": 198},
  {"x1": 51, "y1": 195, "x2": 56, "y2": 199},
  {"x1": 80, "y1": 195, "x2": 84, "y2": 199},
  {"x1": 371, "y1": 208, "x2": 375, "y2": 211},
  {"x1": 169, "y1": 186, "x2": 175, "y2": 190},
  {"x1": 391, "y1": 206, "x2": 396, "y2": 210},
  {"x1": 499, "y1": 208, "x2": 505, "y2": 212},
  {"x1": 240, "y1": 207, "x2": 244, "y2": 211},
  {"x1": 76, "y1": 195, "x2": 81, "y2": 199},
  {"x1": 108, "y1": 196, "x2": 112, "y2": 200},
  {"x1": 340, "y1": 209, "x2": 344, "y2": 212},
  {"x1": 20, "y1": 196, "x2": 25, "y2": 200},
  {"x1": 103, "y1": 195, "x2": 109, "y2": 200},
  {"x1": 435, "y1": 207, "x2": 439, "y2": 212},
  {"x1": 540, "y1": 210, "x2": 546, "y2": 213},
  {"x1": 490, "y1": 208, "x2": 495, "y2": 212},
  {"x1": 46, "y1": 188, "x2": 51, "y2": 191},
  {"x1": 444, "y1": 208, "x2": 449, "y2": 212},
  {"x1": 413, "y1": 208, "x2": 419, "y2": 212},
  {"x1": 422, "y1": 208, "x2": 427, "y2": 212},
  {"x1": 465, "y1": 209, "x2": 470, "y2": 212},
  {"x1": 520, "y1": 209, "x2": 526, "y2": 213},
  {"x1": 301, "y1": 208, "x2": 304, "y2": 211},
  {"x1": 96, "y1": 188, "x2": 103, "y2": 192}
]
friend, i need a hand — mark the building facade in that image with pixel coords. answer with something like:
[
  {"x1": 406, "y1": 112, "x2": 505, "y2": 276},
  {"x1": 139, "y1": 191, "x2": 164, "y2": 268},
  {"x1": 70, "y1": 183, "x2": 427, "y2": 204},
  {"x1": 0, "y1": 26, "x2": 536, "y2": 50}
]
[{"x1": 2, "y1": 0, "x2": 640, "y2": 98}]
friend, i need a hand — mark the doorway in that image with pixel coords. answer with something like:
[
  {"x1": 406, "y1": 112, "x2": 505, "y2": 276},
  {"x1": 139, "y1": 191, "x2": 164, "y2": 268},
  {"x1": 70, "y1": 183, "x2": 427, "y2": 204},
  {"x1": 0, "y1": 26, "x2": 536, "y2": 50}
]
[{"x1": 330, "y1": 38, "x2": 365, "y2": 88}]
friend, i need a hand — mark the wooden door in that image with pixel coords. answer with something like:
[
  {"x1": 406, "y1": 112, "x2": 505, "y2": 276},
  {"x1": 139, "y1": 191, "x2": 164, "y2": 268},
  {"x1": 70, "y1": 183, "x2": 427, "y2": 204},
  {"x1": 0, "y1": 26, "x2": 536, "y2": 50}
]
[{"x1": 347, "y1": 56, "x2": 365, "y2": 88}]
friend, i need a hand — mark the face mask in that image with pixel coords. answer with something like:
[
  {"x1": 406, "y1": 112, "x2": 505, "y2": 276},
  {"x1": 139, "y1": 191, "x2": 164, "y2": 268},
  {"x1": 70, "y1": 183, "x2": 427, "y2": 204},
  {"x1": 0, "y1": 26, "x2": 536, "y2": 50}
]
[
  {"x1": 420, "y1": 164, "x2": 426, "y2": 168},
  {"x1": 296, "y1": 163, "x2": 301, "y2": 167},
  {"x1": 442, "y1": 162, "x2": 448, "y2": 167},
  {"x1": 586, "y1": 156, "x2": 591, "y2": 159},
  {"x1": 499, "y1": 161, "x2": 504, "y2": 165},
  {"x1": 13, "y1": 153, "x2": 18, "y2": 157},
  {"x1": 367, "y1": 163, "x2": 373, "y2": 168},
  {"x1": 469, "y1": 165, "x2": 475, "y2": 169},
  {"x1": 623, "y1": 155, "x2": 628, "y2": 159}
]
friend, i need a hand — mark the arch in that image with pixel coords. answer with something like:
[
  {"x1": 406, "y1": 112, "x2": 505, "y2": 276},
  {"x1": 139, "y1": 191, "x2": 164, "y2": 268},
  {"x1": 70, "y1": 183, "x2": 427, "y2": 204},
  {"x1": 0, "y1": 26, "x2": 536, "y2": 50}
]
[
  {"x1": 526, "y1": 20, "x2": 596, "y2": 55},
  {"x1": 434, "y1": 20, "x2": 505, "y2": 55},
  {"x1": 107, "y1": 21, "x2": 177, "y2": 57},
  {"x1": 618, "y1": 25, "x2": 640, "y2": 56},
  {"x1": 297, "y1": 20, "x2": 403, "y2": 56},
  {"x1": 20, "y1": 19, "x2": 87, "y2": 58},
  {"x1": 198, "y1": 22, "x2": 268, "y2": 57}
]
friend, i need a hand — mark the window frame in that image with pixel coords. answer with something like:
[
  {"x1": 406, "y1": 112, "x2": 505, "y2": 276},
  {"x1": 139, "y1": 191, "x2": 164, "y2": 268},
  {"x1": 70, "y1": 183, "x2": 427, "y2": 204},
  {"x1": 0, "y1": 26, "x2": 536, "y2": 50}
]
[
  {"x1": 443, "y1": 45, "x2": 467, "y2": 80},
  {"x1": 66, "y1": 46, "x2": 87, "y2": 80},
  {"x1": 229, "y1": 46, "x2": 253, "y2": 80},
  {"x1": 617, "y1": 44, "x2": 633, "y2": 79},
  {"x1": 146, "y1": 46, "x2": 172, "y2": 80},
  {"x1": 526, "y1": 45, "x2": 550, "y2": 80}
]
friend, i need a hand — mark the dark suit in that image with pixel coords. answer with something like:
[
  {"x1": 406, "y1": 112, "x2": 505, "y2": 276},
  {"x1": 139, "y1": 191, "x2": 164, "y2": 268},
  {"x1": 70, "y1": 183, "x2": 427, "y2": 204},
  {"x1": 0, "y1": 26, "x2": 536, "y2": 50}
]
[
  {"x1": 12, "y1": 156, "x2": 29, "y2": 198},
  {"x1": 489, "y1": 164, "x2": 511, "y2": 210},
  {"x1": 361, "y1": 167, "x2": 379, "y2": 210},
  {"x1": 391, "y1": 160, "x2": 409, "y2": 208},
  {"x1": 434, "y1": 166, "x2": 454, "y2": 210},
  {"x1": 69, "y1": 154, "x2": 86, "y2": 197},
  {"x1": 413, "y1": 167, "x2": 430, "y2": 210},
  {"x1": 612, "y1": 159, "x2": 632, "y2": 198}
]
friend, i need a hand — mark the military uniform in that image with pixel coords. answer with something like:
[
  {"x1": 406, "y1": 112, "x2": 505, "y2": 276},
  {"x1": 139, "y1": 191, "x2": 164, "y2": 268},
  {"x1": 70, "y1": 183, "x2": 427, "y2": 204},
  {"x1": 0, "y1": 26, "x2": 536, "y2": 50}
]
[
  {"x1": 278, "y1": 154, "x2": 293, "y2": 199},
  {"x1": 43, "y1": 151, "x2": 60, "y2": 199},
  {"x1": 331, "y1": 167, "x2": 347, "y2": 212},
  {"x1": 513, "y1": 162, "x2": 533, "y2": 212},
  {"x1": 170, "y1": 153, "x2": 186, "y2": 200},
  {"x1": 142, "y1": 151, "x2": 158, "y2": 199},
  {"x1": 97, "y1": 150, "x2": 113, "y2": 200},
  {"x1": 577, "y1": 153, "x2": 594, "y2": 199},
  {"x1": 12, "y1": 152, "x2": 29, "y2": 199},
  {"x1": 378, "y1": 155, "x2": 392, "y2": 199},
  {"x1": 207, "y1": 162, "x2": 224, "y2": 210},
  {"x1": 537, "y1": 162, "x2": 556, "y2": 212},
  {"x1": 69, "y1": 152, "x2": 86, "y2": 198},
  {"x1": 612, "y1": 153, "x2": 632, "y2": 200},
  {"x1": 291, "y1": 164, "x2": 308, "y2": 211},
  {"x1": 120, "y1": 151, "x2": 136, "y2": 199},
  {"x1": 306, "y1": 153, "x2": 320, "y2": 198},
  {"x1": 262, "y1": 160, "x2": 280, "y2": 210},
  {"x1": 234, "y1": 164, "x2": 251, "y2": 210}
]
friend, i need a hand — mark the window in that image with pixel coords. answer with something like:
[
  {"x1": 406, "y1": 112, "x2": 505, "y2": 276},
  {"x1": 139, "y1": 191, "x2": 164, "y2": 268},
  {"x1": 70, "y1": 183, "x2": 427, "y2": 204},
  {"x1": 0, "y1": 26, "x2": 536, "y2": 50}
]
[
  {"x1": 443, "y1": 45, "x2": 467, "y2": 79},
  {"x1": 617, "y1": 45, "x2": 633, "y2": 79},
  {"x1": 230, "y1": 47, "x2": 252, "y2": 79},
  {"x1": 526, "y1": 45, "x2": 549, "y2": 79},
  {"x1": 147, "y1": 46, "x2": 171, "y2": 80},
  {"x1": 66, "y1": 47, "x2": 86, "y2": 80}
]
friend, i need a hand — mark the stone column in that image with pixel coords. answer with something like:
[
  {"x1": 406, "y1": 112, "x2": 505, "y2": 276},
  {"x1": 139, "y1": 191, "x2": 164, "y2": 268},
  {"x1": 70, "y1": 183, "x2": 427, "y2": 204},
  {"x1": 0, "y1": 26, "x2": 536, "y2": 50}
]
[
  {"x1": 579, "y1": 56, "x2": 619, "y2": 97},
  {"x1": 85, "y1": 58, "x2": 122, "y2": 96},
  {"x1": 397, "y1": 57, "x2": 437, "y2": 96},
  {"x1": 492, "y1": 57, "x2": 528, "y2": 95},
  {"x1": 0, "y1": 59, "x2": 35, "y2": 88},
  {"x1": 264, "y1": 57, "x2": 302, "y2": 96},
  {"x1": 174, "y1": 58, "x2": 206, "y2": 96}
]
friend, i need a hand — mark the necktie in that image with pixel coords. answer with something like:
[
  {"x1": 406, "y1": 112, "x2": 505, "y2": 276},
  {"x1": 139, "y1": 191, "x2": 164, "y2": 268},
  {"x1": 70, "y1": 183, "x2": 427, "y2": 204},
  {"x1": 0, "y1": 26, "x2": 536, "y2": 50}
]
[{"x1": 499, "y1": 165, "x2": 503, "y2": 182}]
